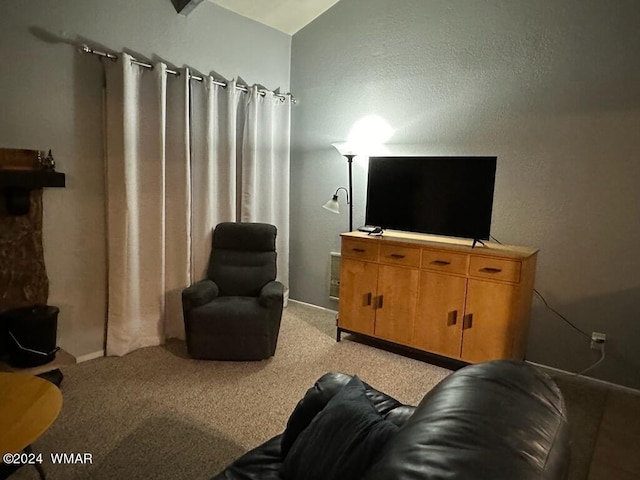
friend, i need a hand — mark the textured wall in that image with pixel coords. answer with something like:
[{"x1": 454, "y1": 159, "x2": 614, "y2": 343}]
[
  {"x1": 0, "y1": 0, "x2": 291, "y2": 358},
  {"x1": 290, "y1": 0, "x2": 640, "y2": 389}
]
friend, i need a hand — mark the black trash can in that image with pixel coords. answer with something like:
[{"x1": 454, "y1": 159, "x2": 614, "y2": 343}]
[
  {"x1": 0, "y1": 311, "x2": 9, "y2": 361},
  {"x1": 3, "y1": 305, "x2": 60, "y2": 368}
]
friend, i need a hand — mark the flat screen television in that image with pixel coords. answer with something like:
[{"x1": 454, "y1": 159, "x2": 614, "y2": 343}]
[{"x1": 365, "y1": 156, "x2": 497, "y2": 240}]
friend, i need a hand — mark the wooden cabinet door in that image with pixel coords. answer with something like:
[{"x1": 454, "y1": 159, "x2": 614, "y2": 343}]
[
  {"x1": 338, "y1": 259, "x2": 378, "y2": 336},
  {"x1": 461, "y1": 279, "x2": 519, "y2": 363},
  {"x1": 373, "y1": 265, "x2": 419, "y2": 346},
  {"x1": 413, "y1": 272, "x2": 466, "y2": 358}
]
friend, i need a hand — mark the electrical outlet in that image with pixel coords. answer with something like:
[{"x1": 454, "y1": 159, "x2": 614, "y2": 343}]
[{"x1": 591, "y1": 332, "x2": 606, "y2": 351}]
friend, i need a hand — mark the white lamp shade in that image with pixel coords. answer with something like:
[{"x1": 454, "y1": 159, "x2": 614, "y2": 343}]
[
  {"x1": 322, "y1": 195, "x2": 340, "y2": 214},
  {"x1": 331, "y1": 143, "x2": 357, "y2": 157}
]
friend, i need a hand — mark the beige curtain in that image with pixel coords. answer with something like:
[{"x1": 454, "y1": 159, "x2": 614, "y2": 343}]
[
  {"x1": 104, "y1": 55, "x2": 291, "y2": 355},
  {"x1": 190, "y1": 82, "x2": 291, "y2": 296},
  {"x1": 104, "y1": 54, "x2": 190, "y2": 355},
  {"x1": 190, "y1": 78, "x2": 240, "y2": 281},
  {"x1": 241, "y1": 87, "x2": 291, "y2": 298}
]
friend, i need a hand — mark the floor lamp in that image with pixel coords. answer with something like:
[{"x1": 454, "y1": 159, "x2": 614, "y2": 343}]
[{"x1": 322, "y1": 144, "x2": 356, "y2": 231}]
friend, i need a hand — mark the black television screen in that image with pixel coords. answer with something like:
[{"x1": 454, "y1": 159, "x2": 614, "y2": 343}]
[{"x1": 365, "y1": 156, "x2": 497, "y2": 240}]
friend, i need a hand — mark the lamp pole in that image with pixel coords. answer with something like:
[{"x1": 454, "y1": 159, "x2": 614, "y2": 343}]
[{"x1": 345, "y1": 154, "x2": 355, "y2": 232}]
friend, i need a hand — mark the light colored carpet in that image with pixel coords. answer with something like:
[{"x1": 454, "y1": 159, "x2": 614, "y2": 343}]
[
  {"x1": 13, "y1": 301, "x2": 451, "y2": 479},
  {"x1": 549, "y1": 373, "x2": 609, "y2": 480},
  {"x1": 11, "y1": 301, "x2": 609, "y2": 479}
]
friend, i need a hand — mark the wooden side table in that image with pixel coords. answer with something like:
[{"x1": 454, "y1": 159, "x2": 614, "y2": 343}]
[{"x1": 0, "y1": 372, "x2": 63, "y2": 479}]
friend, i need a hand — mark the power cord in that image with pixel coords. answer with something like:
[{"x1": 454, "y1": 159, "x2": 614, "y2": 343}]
[
  {"x1": 532, "y1": 289, "x2": 591, "y2": 340},
  {"x1": 576, "y1": 344, "x2": 605, "y2": 377},
  {"x1": 490, "y1": 234, "x2": 591, "y2": 340},
  {"x1": 489, "y1": 234, "x2": 603, "y2": 376},
  {"x1": 489, "y1": 234, "x2": 503, "y2": 244}
]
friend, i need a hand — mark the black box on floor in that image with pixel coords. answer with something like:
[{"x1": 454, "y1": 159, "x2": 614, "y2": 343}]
[{"x1": 2, "y1": 305, "x2": 60, "y2": 368}]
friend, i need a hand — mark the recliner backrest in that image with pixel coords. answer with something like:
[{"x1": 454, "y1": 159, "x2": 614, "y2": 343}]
[{"x1": 207, "y1": 222, "x2": 277, "y2": 297}]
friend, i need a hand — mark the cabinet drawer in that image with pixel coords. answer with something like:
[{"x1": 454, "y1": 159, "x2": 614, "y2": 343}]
[
  {"x1": 379, "y1": 244, "x2": 420, "y2": 268},
  {"x1": 469, "y1": 256, "x2": 521, "y2": 283},
  {"x1": 421, "y1": 249, "x2": 468, "y2": 275},
  {"x1": 342, "y1": 238, "x2": 379, "y2": 261}
]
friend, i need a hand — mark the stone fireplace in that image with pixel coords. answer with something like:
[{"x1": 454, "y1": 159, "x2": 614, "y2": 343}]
[{"x1": 0, "y1": 148, "x2": 65, "y2": 365}]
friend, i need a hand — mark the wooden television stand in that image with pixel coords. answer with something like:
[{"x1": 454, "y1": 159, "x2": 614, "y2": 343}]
[{"x1": 337, "y1": 230, "x2": 538, "y2": 363}]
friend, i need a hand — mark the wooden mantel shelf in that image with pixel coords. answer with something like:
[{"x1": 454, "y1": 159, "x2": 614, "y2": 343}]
[
  {"x1": 0, "y1": 169, "x2": 66, "y2": 215},
  {"x1": 0, "y1": 148, "x2": 66, "y2": 215},
  {"x1": 0, "y1": 169, "x2": 65, "y2": 189}
]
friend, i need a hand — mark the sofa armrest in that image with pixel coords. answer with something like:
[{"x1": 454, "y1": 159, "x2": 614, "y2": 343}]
[
  {"x1": 182, "y1": 279, "x2": 219, "y2": 314},
  {"x1": 258, "y1": 280, "x2": 284, "y2": 308},
  {"x1": 362, "y1": 360, "x2": 570, "y2": 480},
  {"x1": 281, "y1": 372, "x2": 407, "y2": 458},
  {"x1": 281, "y1": 373, "x2": 352, "y2": 457}
]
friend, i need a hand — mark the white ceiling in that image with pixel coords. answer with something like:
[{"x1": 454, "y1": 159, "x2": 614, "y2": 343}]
[{"x1": 208, "y1": 0, "x2": 340, "y2": 35}]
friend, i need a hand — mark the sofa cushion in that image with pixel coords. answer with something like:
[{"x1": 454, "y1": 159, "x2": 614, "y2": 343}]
[
  {"x1": 282, "y1": 376, "x2": 399, "y2": 480},
  {"x1": 281, "y1": 372, "x2": 352, "y2": 457}
]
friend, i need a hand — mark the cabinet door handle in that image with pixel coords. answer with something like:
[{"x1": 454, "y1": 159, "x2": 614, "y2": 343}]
[
  {"x1": 432, "y1": 260, "x2": 451, "y2": 266},
  {"x1": 447, "y1": 310, "x2": 457, "y2": 326},
  {"x1": 352, "y1": 247, "x2": 366, "y2": 253},
  {"x1": 374, "y1": 295, "x2": 384, "y2": 309},
  {"x1": 463, "y1": 313, "x2": 473, "y2": 330},
  {"x1": 479, "y1": 267, "x2": 502, "y2": 274},
  {"x1": 363, "y1": 292, "x2": 372, "y2": 306},
  {"x1": 390, "y1": 253, "x2": 406, "y2": 259}
]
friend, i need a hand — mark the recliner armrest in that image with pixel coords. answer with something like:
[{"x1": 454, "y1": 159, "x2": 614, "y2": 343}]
[
  {"x1": 182, "y1": 279, "x2": 219, "y2": 313},
  {"x1": 258, "y1": 280, "x2": 284, "y2": 307}
]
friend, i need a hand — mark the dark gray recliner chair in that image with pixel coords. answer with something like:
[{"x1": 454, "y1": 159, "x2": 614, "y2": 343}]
[{"x1": 182, "y1": 222, "x2": 284, "y2": 360}]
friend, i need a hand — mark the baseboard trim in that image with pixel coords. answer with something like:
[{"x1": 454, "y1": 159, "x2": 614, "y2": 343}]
[
  {"x1": 527, "y1": 360, "x2": 640, "y2": 395},
  {"x1": 75, "y1": 350, "x2": 105, "y2": 363},
  {"x1": 288, "y1": 299, "x2": 338, "y2": 314}
]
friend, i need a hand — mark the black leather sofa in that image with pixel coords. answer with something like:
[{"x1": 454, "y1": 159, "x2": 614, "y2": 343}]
[{"x1": 212, "y1": 360, "x2": 570, "y2": 480}]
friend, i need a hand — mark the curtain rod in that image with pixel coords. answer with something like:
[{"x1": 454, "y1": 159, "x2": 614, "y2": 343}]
[{"x1": 79, "y1": 44, "x2": 296, "y2": 104}]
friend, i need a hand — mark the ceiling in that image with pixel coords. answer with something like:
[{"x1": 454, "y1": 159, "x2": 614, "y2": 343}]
[{"x1": 208, "y1": 0, "x2": 340, "y2": 35}]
